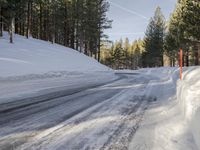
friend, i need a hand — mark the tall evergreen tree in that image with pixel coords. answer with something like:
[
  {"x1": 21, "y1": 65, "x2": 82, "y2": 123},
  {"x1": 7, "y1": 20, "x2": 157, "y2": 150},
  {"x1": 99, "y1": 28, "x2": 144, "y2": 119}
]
[
  {"x1": 123, "y1": 37, "x2": 130, "y2": 68},
  {"x1": 143, "y1": 7, "x2": 165, "y2": 67},
  {"x1": 183, "y1": 0, "x2": 200, "y2": 65}
]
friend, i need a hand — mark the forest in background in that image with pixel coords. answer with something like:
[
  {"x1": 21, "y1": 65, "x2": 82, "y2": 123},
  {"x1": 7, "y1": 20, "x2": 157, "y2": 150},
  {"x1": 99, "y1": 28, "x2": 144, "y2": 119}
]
[
  {"x1": 101, "y1": 0, "x2": 200, "y2": 69},
  {"x1": 101, "y1": 38, "x2": 144, "y2": 70},
  {"x1": 0, "y1": 0, "x2": 111, "y2": 61}
]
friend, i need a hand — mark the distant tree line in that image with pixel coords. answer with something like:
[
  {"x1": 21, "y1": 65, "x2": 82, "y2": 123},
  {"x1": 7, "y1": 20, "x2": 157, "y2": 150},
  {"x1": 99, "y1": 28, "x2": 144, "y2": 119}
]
[
  {"x1": 101, "y1": 38, "x2": 144, "y2": 69},
  {"x1": 0, "y1": 0, "x2": 112, "y2": 61}
]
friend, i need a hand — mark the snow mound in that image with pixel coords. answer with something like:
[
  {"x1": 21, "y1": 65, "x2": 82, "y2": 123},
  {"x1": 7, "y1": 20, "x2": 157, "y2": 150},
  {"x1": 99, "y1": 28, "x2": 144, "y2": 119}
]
[
  {"x1": 177, "y1": 67, "x2": 200, "y2": 149},
  {"x1": 0, "y1": 33, "x2": 110, "y2": 78}
]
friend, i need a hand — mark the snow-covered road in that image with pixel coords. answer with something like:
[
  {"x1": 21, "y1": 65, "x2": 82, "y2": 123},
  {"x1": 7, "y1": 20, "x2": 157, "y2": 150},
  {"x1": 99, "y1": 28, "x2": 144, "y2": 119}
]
[
  {"x1": 0, "y1": 68, "x2": 199, "y2": 150},
  {"x1": 0, "y1": 72, "x2": 156, "y2": 150}
]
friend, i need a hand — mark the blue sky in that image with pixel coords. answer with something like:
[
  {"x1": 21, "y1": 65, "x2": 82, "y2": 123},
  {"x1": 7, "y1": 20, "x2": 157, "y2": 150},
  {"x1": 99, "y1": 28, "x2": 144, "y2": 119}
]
[{"x1": 105, "y1": 0, "x2": 177, "y2": 42}]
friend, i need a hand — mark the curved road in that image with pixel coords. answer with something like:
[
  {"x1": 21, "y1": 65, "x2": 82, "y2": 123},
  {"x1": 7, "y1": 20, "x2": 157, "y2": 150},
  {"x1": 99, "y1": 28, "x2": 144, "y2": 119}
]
[{"x1": 0, "y1": 73, "x2": 152, "y2": 150}]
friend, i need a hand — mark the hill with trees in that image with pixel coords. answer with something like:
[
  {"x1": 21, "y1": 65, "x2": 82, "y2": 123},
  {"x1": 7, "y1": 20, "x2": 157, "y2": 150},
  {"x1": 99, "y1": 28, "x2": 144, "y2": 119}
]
[{"x1": 0, "y1": 0, "x2": 112, "y2": 61}]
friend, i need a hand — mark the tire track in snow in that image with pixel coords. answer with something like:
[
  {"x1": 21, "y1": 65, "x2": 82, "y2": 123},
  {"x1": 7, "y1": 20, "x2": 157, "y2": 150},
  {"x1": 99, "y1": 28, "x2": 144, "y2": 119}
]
[{"x1": 100, "y1": 96, "x2": 148, "y2": 150}]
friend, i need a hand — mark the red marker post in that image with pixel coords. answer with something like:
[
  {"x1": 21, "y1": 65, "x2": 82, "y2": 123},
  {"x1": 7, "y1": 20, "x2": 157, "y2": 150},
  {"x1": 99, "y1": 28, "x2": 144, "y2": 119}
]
[{"x1": 180, "y1": 49, "x2": 183, "y2": 80}]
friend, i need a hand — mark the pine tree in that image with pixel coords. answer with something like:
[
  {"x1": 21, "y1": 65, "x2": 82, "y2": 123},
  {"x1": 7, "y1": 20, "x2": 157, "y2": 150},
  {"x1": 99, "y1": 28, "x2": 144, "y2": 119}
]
[
  {"x1": 26, "y1": 0, "x2": 32, "y2": 38},
  {"x1": 97, "y1": 0, "x2": 112, "y2": 61},
  {"x1": 123, "y1": 38, "x2": 130, "y2": 68},
  {"x1": 0, "y1": 0, "x2": 6, "y2": 36},
  {"x1": 183, "y1": 0, "x2": 200, "y2": 65},
  {"x1": 143, "y1": 7, "x2": 165, "y2": 67},
  {"x1": 113, "y1": 40, "x2": 124, "y2": 69},
  {"x1": 164, "y1": 0, "x2": 186, "y2": 66},
  {"x1": 164, "y1": 31, "x2": 178, "y2": 66}
]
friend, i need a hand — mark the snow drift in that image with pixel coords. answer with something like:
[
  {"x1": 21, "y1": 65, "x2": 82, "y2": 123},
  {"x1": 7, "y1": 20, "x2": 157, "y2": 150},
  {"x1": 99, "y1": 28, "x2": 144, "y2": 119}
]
[
  {"x1": 0, "y1": 33, "x2": 110, "y2": 78},
  {"x1": 177, "y1": 67, "x2": 200, "y2": 149}
]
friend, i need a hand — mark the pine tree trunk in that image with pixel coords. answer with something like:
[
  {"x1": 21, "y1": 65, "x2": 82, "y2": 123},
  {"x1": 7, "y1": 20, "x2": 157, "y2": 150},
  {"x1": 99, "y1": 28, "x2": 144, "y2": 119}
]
[
  {"x1": 26, "y1": 1, "x2": 32, "y2": 38},
  {"x1": 43, "y1": 8, "x2": 47, "y2": 40},
  {"x1": 70, "y1": 26, "x2": 75, "y2": 49},
  {"x1": 75, "y1": 4, "x2": 79, "y2": 50},
  {"x1": 15, "y1": 18, "x2": 19, "y2": 34},
  {"x1": 64, "y1": 2, "x2": 69, "y2": 47},
  {"x1": 51, "y1": 5, "x2": 56, "y2": 44},
  {"x1": 198, "y1": 43, "x2": 200, "y2": 65},
  {"x1": 20, "y1": 22, "x2": 23, "y2": 35},
  {"x1": 186, "y1": 50, "x2": 189, "y2": 67},
  {"x1": 19, "y1": 22, "x2": 22, "y2": 35},
  {"x1": 94, "y1": 51, "x2": 97, "y2": 60},
  {"x1": 0, "y1": 6, "x2": 2, "y2": 37},
  {"x1": 39, "y1": 3, "x2": 43, "y2": 39},
  {"x1": 172, "y1": 58, "x2": 175, "y2": 67},
  {"x1": 98, "y1": 49, "x2": 101, "y2": 62},
  {"x1": 182, "y1": 52, "x2": 185, "y2": 67},
  {"x1": 97, "y1": 28, "x2": 101, "y2": 62},
  {"x1": 22, "y1": 23, "x2": 25, "y2": 36},
  {"x1": 84, "y1": 42, "x2": 88, "y2": 55},
  {"x1": 170, "y1": 59, "x2": 172, "y2": 67},
  {"x1": 10, "y1": 31, "x2": 13, "y2": 43},
  {"x1": 80, "y1": 33, "x2": 83, "y2": 53},
  {"x1": 9, "y1": 18, "x2": 15, "y2": 43},
  {"x1": 76, "y1": 32, "x2": 79, "y2": 50},
  {"x1": 52, "y1": 14, "x2": 55, "y2": 44},
  {"x1": 195, "y1": 44, "x2": 199, "y2": 66}
]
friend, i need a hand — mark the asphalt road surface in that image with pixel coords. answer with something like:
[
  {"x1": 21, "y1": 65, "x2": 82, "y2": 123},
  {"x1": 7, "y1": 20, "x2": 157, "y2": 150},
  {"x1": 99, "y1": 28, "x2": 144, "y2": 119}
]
[{"x1": 0, "y1": 73, "x2": 153, "y2": 150}]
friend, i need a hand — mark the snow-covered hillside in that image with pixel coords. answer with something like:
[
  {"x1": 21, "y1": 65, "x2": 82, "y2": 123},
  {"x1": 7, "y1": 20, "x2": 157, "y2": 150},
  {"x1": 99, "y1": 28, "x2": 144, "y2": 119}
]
[
  {"x1": 0, "y1": 33, "x2": 115, "y2": 104},
  {"x1": 0, "y1": 33, "x2": 110, "y2": 78}
]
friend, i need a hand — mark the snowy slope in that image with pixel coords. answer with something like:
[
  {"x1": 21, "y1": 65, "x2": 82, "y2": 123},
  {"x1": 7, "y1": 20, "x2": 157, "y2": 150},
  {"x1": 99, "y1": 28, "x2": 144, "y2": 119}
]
[
  {"x1": 0, "y1": 32, "x2": 110, "y2": 78},
  {"x1": 0, "y1": 33, "x2": 115, "y2": 105}
]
